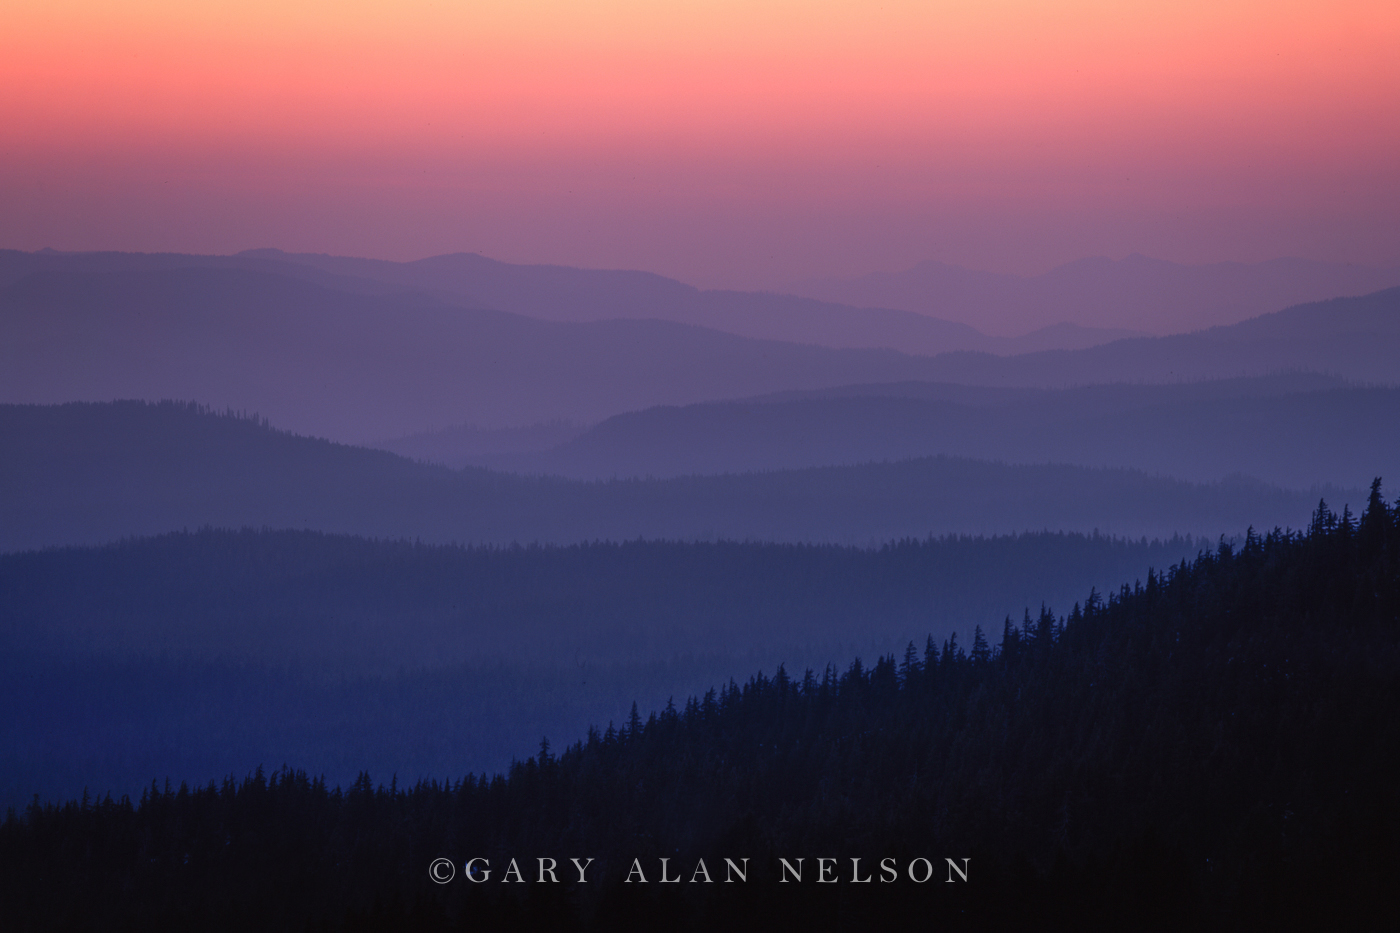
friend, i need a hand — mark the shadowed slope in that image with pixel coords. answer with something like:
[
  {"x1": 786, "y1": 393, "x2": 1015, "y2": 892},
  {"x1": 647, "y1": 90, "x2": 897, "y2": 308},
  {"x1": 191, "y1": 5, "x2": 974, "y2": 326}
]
[{"x1": 3, "y1": 496, "x2": 1397, "y2": 929}]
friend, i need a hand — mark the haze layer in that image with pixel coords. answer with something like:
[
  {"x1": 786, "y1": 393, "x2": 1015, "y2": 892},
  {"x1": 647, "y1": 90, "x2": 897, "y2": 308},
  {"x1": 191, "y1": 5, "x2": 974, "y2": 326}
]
[{"x1": 4, "y1": 1, "x2": 1398, "y2": 293}]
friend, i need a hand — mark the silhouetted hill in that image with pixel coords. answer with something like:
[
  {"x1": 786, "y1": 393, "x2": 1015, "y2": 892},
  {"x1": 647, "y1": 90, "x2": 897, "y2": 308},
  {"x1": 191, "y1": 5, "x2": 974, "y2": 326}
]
[
  {"x1": 4, "y1": 495, "x2": 1396, "y2": 929},
  {"x1": 494, "y1": 374, "x2": 1397, "y2": 490},
  {"x1": 791, "y1": 253, "x2": 1400, "y2": 335},
  {"x1": 0, "y1": 401, "x2": 1346, "y2": 552}
]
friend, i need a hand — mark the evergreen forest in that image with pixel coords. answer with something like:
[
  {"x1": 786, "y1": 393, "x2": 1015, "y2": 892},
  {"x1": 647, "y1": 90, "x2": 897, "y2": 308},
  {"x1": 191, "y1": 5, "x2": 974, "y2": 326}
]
[{"x1": 3, "y1": 487, "x2": 1397, "y2": 930}]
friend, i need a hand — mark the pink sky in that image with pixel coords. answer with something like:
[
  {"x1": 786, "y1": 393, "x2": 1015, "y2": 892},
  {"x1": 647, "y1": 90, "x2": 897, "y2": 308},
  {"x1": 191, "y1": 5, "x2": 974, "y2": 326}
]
[{"x1": 3, "y1": 1, "x2": 1398, "y2": 288}]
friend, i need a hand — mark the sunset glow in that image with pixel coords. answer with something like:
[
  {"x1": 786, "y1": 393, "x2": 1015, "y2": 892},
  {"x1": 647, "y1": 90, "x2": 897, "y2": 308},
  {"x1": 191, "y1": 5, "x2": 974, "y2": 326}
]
[{"x1": 4, "y1": 0, "x2": 1397, "y2": 284}]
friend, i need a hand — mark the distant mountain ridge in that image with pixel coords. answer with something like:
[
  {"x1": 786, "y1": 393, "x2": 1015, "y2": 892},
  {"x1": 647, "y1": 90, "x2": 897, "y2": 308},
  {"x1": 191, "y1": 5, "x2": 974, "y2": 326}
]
[
  {"x1": 0, "y1": 265, "x2": 974, "y2": 440},
  {"x1": 374, "y1": 420, "x2": 588, "y2": 468},
  {"x1": 790, "y1": 253, "x2": 1400, "y2": 335},
  {"x1": 905, "y1": 287, "x2": 1400, "y2": 387},
  {"x1": 3, "y1": 252, "x2": 1398, "y2": 442},
  {"x1": 0, "y1": 401, "x2": 1350, "y2": 552},
  {"x1": 239, "y1": 248, "x2": 1149, "y2": 353},
  {"x1": 0, "y1": 247, "x2": 1132, "y2": 358},
  {"x1": 482, "y1": 374, "x2": 1399, "y2": 491}
]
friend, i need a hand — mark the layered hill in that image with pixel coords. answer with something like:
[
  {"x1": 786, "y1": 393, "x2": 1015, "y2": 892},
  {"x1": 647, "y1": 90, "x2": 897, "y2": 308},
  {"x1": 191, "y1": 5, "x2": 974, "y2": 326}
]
[
  {"x1": 0, "y1": 265, "x2": 967, "y2": 440},
  {"x1": 0, "y1": 248, "x2": 1124, "y2": 360},
  {"x1": 3, "y1": 255, "x2": 1397, "y2": 442},
  {"x1": 487, "y1": 374, "x2": 1398, "y2": 490},
  {"x1": 0, "y1": 401, "x2": 1345, "y2": 552},
  {"x1": 910, "y1": 286, "x2": 1400, "y2": 387},
  {"x1": 0, "y1": 525, "x2": 1202, "y2": 807},
  {"x1": 791, "y1": 253, "x2": 1400, "y2": 335}
]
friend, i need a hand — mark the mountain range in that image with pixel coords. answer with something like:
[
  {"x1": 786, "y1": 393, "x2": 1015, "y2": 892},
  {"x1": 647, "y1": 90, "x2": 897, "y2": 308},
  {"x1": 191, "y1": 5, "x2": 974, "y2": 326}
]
[
  {"x1": 3, "y1": 250, "x2": 1398, "y2": 442},
  {"x1": 472, "y1": 374, "x2": 1398, "y2": 491},
  {"x1": 0, "y1": 247, "x2": 1137, "y2": 361},
  {"x1": 0, "y1": 401, "x2": 1350, "y2": 553},
  {"x1": 790, "y1": 254, "x2": 1400, "y2": 335}
]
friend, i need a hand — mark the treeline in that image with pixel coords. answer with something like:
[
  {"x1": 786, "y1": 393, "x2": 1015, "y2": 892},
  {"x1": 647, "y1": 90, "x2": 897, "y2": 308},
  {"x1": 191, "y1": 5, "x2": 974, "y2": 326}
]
[
  {"x1": 2, "y1": 484, "x2": 1397, "y2": 930},
  {"x1": 1, "y1": 524, "x2": 1199, "y2": 808},
  {"x1": 1, "y1": 523, "x2": 1202, "y2": 668}
]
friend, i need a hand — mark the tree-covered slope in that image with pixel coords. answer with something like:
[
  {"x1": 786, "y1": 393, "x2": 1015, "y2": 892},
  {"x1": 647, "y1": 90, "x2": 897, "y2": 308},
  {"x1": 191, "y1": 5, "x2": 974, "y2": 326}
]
[
  {"x1": 3, "y1": 488, "x2": 1397, "y2": 930},
  {"x1": 1, "y1": 526, "x2": 1199, "y2": 809}
]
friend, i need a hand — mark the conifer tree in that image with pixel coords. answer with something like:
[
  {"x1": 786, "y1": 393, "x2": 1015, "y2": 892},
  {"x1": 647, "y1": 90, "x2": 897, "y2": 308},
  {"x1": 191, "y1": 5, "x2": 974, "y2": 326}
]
[{"x1": 971, "y1": 625, "x2": 991, "y2": 665}]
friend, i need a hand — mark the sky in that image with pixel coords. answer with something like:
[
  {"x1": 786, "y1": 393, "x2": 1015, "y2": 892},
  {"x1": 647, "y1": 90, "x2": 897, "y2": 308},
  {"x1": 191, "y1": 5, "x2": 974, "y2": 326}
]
[{"x1": 3, "y1": 1, "x2": 1398, "y2": 289}]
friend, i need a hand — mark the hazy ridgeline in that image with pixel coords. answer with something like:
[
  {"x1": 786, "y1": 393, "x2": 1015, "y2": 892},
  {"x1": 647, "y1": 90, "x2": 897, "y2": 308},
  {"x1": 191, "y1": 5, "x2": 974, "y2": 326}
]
[
  {"x1": 0, "y1": 401, "x2": 1353, "y2": 553},
  {"x1": 0, "y1": 263, "x2": 981, "y2": 440},
  {"x1": 11, "y1": 247, "x2": 1398, "y2": 356},
  {"x1": 789, "y1": 252, "x2": 1400, "y2": 335},
  {"x1": 480, "y1": 375, "x2": 1398, "y2": 490},
  {"x1": 0, "y1": 527, "x2": 1206, "y2": 810},
  {"x1": 2, "y1": 250, "x2": 1398, "y2": 442}
]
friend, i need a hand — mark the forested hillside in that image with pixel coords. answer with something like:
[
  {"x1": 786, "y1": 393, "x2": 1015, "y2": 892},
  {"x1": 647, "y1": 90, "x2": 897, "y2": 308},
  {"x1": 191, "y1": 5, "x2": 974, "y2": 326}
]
[
  {"x1": 1, "y1": 526, "x2": 1198, "y2": 808},
  {"x1": 3, "y1": 489, "x2": 1396, "y2": 930},
  {"x1": 2, "y1": 528, "x2": 1201, "y2": 669}
]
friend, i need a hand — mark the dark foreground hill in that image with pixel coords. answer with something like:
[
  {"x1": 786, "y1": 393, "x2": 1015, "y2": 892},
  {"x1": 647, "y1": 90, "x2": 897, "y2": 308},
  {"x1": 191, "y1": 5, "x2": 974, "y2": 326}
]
[
  {"x1": 0, "y1": 527, "x2": 1200, "y2": 809},
  {"x1": 0, "y1": 401, "x2": 1345, "y2": 551},
  {"x1": 3, "y1": 491, "x2": 1396, "y2": 930}
]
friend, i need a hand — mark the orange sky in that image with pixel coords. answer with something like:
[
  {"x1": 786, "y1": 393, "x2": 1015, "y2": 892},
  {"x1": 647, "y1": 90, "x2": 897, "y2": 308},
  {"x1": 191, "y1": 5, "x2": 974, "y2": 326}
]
[{"x1": 3, "y1": 0, "x2": 1397, "y2": 285}]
